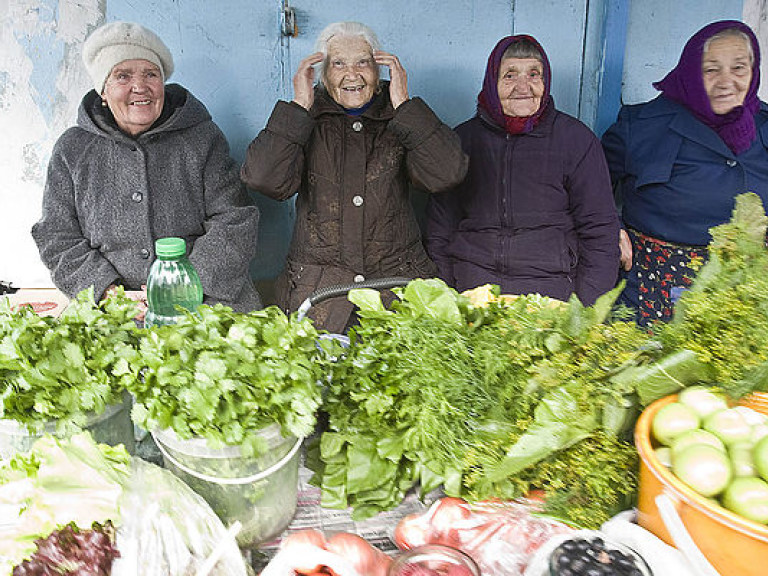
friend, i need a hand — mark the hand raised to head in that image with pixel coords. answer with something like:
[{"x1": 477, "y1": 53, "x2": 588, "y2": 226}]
[
  {"x1": 374, "y1": 50, "x2": 409, "y2": 109},
  {"x1": 292, "y1": 52, "x2": 324, "y2": 110}
]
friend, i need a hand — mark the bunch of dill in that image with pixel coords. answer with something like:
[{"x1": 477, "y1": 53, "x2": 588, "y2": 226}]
[{"x1": 658, "y1": 192, "x2": 768, "y2": 399}]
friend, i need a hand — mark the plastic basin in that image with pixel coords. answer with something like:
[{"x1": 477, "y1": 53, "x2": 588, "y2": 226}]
[
  {"x1": 153, "y1": 424, "x2": 301, "y2": 548},
  {"x1": 635, "y1": 394, "x2": 768, "y2": 576}
]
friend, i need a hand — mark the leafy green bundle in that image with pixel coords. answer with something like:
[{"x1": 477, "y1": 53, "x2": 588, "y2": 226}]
[
  {"x1": 310, "y1": 279, "x2": 657, "y2": 527},
  {"x1": 0, "y1": 433, "x2": 130, "y2": 573},
  {"x1": 657, "y1": 192, "x2": 768, "y2": 399},
  {"x1": 0, "y1": 289, "x2": 140, "y2": 433},
  {"x1": 128, "y1": 304, "x2": 330, "y2": 456},
  {"x1": 11, "y1": 522, "x2": 119, "y2": 576},
  {"x1": 1, "y1": 432, "x2": 249, "y2": 575}
]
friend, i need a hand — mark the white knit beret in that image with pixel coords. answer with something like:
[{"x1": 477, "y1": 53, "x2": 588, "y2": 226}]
[{"x1": 82, "y1": 21, "x2": 174, "y2": 93}]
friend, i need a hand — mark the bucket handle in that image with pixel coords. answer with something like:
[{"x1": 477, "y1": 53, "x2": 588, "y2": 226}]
[
  {"x1": 655, "y1": 492, "x2": 721, "y2": 576},
  {"x1": 152, "y1": 433, "x2": 303, "y2": 486}
]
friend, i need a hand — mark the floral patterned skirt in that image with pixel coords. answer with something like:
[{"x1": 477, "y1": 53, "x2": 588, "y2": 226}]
[{"x1": 622, "y1": 228, "x2": 708, "y2": 326}]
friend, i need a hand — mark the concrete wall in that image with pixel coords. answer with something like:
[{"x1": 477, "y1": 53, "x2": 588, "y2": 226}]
[
  {"x1": 745, "y1": 0, "x2": 768, "y2": 102},
  {"x1": 0, "y1": 0, "x2": 754, "y2": 297},
  {"x1": 621, "y1": 1, "x2": 745, "y2": 105}
]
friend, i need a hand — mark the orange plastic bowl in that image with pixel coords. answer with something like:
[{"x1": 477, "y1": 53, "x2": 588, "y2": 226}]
[{"x1": 635, "y1": 394, "x2": 768, "y2": 576}]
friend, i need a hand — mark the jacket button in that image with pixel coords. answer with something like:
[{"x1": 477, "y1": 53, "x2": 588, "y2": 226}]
[
  {"x1": 352, "y1": 121, "x2": 363, "y2": 132},
  {"x1": 354, "y1": 274, "x2": 365, "y2": 283},
  {"x1": 140, "y1": 248, "x2": 150, "y2": 259},
  {"x1": 352, "y1": 195, "x2": 364, "y2": 206},
  {"x1": 726, "y1": 159, "x2": 737, "y2": 167},
  {"x1": 132, "y1": 192, "x2": 143, "y2": 203}
]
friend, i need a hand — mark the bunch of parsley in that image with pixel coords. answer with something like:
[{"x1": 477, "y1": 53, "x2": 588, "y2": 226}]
[
  {"x1": 129, "y1": 304, "x2": 330, "y2": 457},
  {"x1": 0, "y1": 288, "x2": 141, "y2": 434}
]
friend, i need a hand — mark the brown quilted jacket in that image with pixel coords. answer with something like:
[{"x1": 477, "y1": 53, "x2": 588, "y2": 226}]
[{"x1": 241, "y1": 83, "x2": 468, "y2": 333}]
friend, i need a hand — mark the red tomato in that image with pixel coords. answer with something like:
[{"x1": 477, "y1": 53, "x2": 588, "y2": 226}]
[
  {"x1": 326, "y1": 532, "x2": 392, "y2": 576},
  {"x1": 524, "y1": 489, "x2": 547, "y2": 504},
  {"x1": 393, "y1": 513, "x2": 430, "y2": 550},
  {"x1": 429, "y1": 498, "x2": 472, "y2": 534}
]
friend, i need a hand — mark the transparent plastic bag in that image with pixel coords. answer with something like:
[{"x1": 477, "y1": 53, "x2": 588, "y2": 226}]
[
  {"x1": 1, "y1": 434, "x2": 249, "y2": 575},
  {"x1": 260, "y1": 544, "x2": 362, "y2": 576},
  {"x1": 392, "y1": 497, "x2": 573, "y2": 576},
  {"x1": 260, "y1": 529, "x2": 391, "y2": 576},
  {"x1": 111, "y1": 458, "x2": 247, "y2": 576}
]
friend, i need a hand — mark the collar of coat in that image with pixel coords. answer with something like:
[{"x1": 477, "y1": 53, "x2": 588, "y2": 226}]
[
  {"x1": 638, "y1": 95, "x2": 768, "y2": 157},
  {"x1": 311, "y1": 80, "x2": 395, "y2": 121},
  {"x1": 476, "y1": 97, "x2": 557, "y2": 138},
  {"x1": 79, "y1": 83, "x2": 211, "y2": 142}
]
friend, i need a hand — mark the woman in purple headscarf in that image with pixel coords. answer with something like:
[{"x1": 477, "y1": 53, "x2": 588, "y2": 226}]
[
  {"x1": 426, "y1": 35, "x2": 620, "y2": 306},
  {"x1": 602, "y1": 20, "x2": 768, "y2": 326}
]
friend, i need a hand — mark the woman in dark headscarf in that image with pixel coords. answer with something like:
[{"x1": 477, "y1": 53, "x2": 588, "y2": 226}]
[
  {"x1": 426, "y1": 35, "x2": 620, "y2": 306},
  {"x1": 602, "y1": 20, "x2": 768, "y2": 326}
]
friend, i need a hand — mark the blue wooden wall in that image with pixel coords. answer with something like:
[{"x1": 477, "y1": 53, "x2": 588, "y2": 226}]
[{"x1": 0, "y1": 0, "x2": 748, "y2": 295}]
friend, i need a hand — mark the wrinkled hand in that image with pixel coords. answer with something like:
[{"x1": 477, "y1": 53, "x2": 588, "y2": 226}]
[
  {"x1": 619, "y1": 229, "x2": 633, "y2": 271},
  {"x1": 374, "y1": 50, "x2": 409, "y2": 109},
  {"x1": 293, "y1": 51, "x2": 324, "y2": 110}
]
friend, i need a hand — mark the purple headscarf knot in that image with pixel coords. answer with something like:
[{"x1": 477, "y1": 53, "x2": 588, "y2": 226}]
[
  {"x1": 478, "y1": 35, "x2": 552, "y2": 135},
  {"x1": 654, "y1": 20, "x2": 761, "y2": 155}
]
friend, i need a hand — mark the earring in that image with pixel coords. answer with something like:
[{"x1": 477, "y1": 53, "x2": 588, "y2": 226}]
[{"x1": 101, "y1": 99, "x2": 107, "y2": 107}]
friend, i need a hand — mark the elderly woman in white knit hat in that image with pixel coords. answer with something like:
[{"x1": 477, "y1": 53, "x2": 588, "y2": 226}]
[{"x1": 32, "y1": 21, "x2": 261, "y2": 313}]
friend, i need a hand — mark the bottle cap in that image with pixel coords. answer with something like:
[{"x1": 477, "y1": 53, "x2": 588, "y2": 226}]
[{"x1": 154, "y1": 237, "x2": 187, "y2": 258}]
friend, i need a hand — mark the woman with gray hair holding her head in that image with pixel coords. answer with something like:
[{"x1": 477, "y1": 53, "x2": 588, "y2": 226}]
[
  {"x1": 241, "y1": 21, "x2": 467, "y2": 333},
  {"x1": 33, "y1": 21, "x2": 261, "y2": 313}
]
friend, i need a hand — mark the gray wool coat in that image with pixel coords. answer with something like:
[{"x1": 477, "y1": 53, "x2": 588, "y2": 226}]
[{"x1": 32, "y1": 84, "x2": 261, "y2": 312}]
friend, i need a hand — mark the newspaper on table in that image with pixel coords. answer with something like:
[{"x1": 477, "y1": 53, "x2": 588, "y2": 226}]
[{"x1": 2, "y1": 288, "x2": 69, "y2": 317}]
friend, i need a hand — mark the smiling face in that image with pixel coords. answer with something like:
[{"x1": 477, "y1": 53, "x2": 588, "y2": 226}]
[
  {"x1": 702, "y1": 34, "x2": 753, "y2": 115},
  {"x1": 322, "y1": 35, "x2": 378, "y2": 109},
  {"x1": 102, "y1": 59, "x2": 165, "y2": 136},
  {"x1": 496, "y1": 57, "x2": 545, "y2": 117}
]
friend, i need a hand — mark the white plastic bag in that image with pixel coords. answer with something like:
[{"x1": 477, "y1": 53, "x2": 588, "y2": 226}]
[
  {"x1": 260, "y1": 543, "x2": 361, "y2": 576},
  {"x1": 112, "y1": 458, "x2": 247, "y2": 576}
]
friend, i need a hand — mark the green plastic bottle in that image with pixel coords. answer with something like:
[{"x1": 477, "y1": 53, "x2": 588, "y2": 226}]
[{"x1": 144, "y1": 237, "x2": 203, "y2": 328}]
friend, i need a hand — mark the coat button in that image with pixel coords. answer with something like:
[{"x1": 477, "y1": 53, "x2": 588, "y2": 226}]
[
  {"x1": 726, "y1": 159, "x2": 737, "y2": 167},
  {"x1": 352, "y1": 121, "x2": 363, "y2": 132},
  {"x1": 140, "y1": 248, "x2": 150, "y2": 259},
  {"x1": 132, "y1": 192, "x2": 143, "y2": 203},
  {"x1": 354, "y1": 274, "x2": 365, "y2": 283},
  {"x1": 352, "y1": 195, "x2": 364, "y2": 206}
]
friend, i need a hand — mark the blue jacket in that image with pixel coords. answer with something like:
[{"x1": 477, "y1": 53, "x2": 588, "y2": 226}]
[
  {"x1": 602, "y1": 95, "x2": 768, "y2": 246},
  {"x1": 426, "y1": 103, "x2": 620, "y2": 306}
]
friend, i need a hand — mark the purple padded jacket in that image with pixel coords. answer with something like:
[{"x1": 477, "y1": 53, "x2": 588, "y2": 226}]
[{"x1": 425, "y1": 104, "x2": 620, "y2": 306}]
